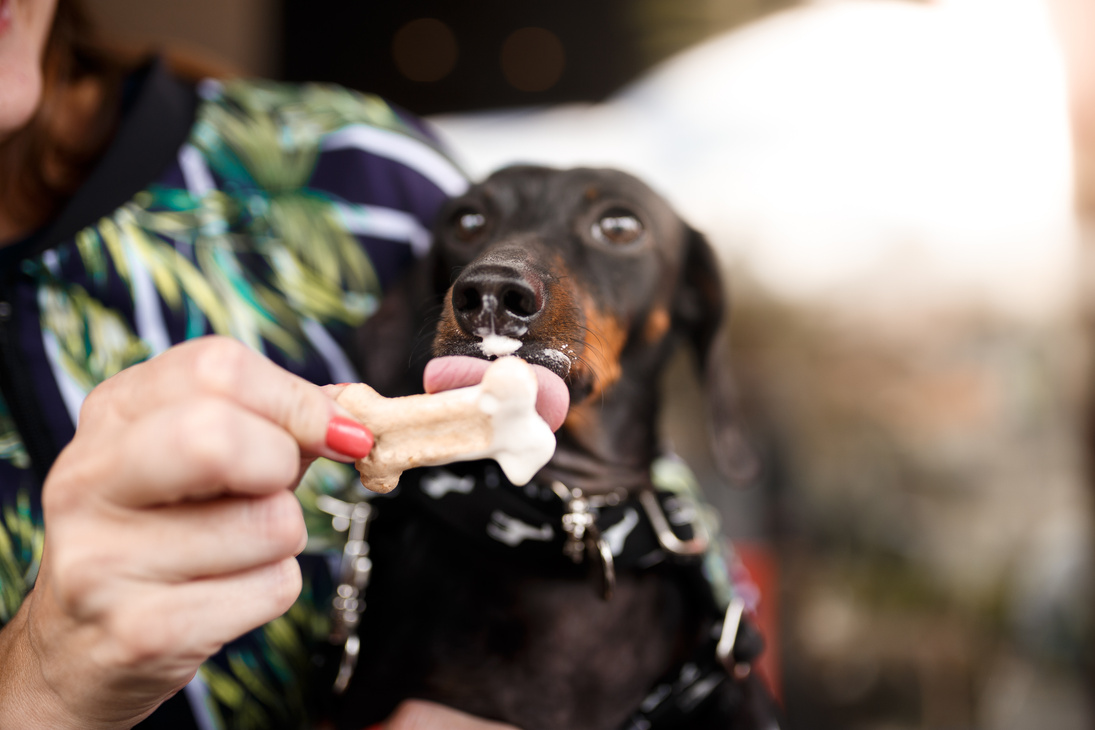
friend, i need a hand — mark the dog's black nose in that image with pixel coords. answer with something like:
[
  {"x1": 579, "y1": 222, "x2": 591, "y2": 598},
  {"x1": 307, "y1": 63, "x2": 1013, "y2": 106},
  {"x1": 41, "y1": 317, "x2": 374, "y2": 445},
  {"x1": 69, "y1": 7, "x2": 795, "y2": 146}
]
[{"x1": 451, "y1": 265, "x2": 543, "y2": 336}]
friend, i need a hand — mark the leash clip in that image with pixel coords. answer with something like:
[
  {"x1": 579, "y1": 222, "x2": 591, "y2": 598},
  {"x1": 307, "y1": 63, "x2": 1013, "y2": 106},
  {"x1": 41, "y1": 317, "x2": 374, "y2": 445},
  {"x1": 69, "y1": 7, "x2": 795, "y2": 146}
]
[
  {"x1": 317, "y1": 495, "x2": 375, "y2": 694},
  {"x1": 552, "y1": 481, "x2": 617, "y2": 600},
  {"x1": 557, "y1": 486, "x2": 593, "y2": 563}
]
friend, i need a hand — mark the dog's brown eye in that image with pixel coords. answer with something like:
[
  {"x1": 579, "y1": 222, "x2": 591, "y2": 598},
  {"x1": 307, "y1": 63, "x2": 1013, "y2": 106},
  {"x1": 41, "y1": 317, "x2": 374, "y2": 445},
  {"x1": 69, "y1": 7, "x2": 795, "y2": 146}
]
[
  {"x1": 592, "y1": 209, "x2": 643, "y2": 246},
  {"x1": 452, "y1": 208, "x2": 487, "y2": 241}
]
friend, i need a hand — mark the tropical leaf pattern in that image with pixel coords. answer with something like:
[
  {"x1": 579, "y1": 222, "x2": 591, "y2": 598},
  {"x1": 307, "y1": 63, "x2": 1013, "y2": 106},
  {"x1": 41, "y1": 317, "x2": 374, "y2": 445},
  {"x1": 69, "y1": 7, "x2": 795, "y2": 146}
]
[
  {"x1": 197, "y1": 580, "x2": 328, "y2": 730},
  {"x1": 0, "y1": 398, "x2": 29, "y2": 472},
  {"x1": 0, "y1": 382, "x2": 41, "y2": 623},
  {"x1": 0, "y1": 75, "x2": 457, "y2": 728},
  {"x1": 33, "y1": 263, "x2": 153, "y2": 393},
  {"x1": 0, "y1": 485, "x2": 42, "y2": 623}
]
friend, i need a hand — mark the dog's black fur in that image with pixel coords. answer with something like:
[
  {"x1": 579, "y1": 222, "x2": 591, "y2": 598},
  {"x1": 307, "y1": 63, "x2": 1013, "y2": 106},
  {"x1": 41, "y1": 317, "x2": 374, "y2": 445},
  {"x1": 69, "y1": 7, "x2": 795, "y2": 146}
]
[{"x1": 339, "y1": 166, "x2": 773, "y2": 729}]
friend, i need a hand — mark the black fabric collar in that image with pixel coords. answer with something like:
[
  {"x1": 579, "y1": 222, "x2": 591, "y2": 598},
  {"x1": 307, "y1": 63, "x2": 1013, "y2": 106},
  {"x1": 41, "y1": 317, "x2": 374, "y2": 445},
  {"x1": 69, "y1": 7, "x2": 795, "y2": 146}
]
[
  {"x1": 22, "y1": 57, "x2": 198, "y2": 262},
  {"x1": 386, "y1": 462, "x2": 706, "y2": 578}
]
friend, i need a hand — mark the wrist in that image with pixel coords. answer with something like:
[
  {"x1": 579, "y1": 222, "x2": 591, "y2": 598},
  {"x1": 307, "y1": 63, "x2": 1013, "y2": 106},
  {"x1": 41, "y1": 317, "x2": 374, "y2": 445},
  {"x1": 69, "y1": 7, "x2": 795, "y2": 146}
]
[
  {"x1": 0, "y1": 589, "x2": 148, "y2": 730},
  {"x1": 0, "y1": 593, "x2": 74, "y2": 727}
]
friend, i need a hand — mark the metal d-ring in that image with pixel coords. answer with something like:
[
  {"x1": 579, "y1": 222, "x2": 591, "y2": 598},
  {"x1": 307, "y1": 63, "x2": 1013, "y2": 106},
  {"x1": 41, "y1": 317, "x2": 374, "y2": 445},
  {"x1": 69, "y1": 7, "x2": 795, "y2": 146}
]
[
  {"x1": 637, "y1": 488, "x2": 711, "y2": 557},
  {"x1": 715, "y1": 596, "x2": 746, "y2": 671}
]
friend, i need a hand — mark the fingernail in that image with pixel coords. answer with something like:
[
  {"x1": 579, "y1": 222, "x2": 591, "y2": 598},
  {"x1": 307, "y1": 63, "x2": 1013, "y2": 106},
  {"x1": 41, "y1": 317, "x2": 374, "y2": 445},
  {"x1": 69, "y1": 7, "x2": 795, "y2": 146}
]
[{"x1": 326, "y1": 416, "x2": 374, "y2": 459}]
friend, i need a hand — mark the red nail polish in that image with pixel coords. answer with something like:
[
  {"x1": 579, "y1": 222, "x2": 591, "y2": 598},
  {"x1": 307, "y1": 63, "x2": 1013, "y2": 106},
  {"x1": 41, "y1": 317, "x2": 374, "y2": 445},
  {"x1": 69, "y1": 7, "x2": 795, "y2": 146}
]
[{"x1": 326, "y1": 416, "x2": 374, "y2": 459}]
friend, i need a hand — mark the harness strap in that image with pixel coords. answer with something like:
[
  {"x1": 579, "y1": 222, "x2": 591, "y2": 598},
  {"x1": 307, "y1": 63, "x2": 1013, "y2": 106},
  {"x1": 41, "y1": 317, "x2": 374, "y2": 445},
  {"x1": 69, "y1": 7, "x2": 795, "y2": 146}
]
[{"x1": 620, "y1": 597, "x2": 768, "y2": 729}]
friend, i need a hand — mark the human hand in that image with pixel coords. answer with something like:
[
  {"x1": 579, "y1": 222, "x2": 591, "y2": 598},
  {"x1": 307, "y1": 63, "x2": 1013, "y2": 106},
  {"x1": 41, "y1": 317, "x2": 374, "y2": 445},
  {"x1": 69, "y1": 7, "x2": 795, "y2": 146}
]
[
  {"x1": 0, "y1": 336, "x2": 374, "y2": 728},
  {"x1": 369, "y1": 700, "x2": 521, "y2": 730}
]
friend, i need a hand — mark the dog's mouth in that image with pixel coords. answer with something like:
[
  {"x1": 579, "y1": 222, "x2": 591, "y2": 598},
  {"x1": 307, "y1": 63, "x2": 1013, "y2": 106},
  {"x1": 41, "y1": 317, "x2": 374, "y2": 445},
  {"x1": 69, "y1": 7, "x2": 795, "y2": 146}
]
[
  {"x1": 500, "y1": 340, "x2": 575, "y2": 382},
  {"x1": 433, "y1": 331, "x2": 592, "y2": 400},
  {"x1": 423, "y1": 353, "x2": 570, "y2": 432}
]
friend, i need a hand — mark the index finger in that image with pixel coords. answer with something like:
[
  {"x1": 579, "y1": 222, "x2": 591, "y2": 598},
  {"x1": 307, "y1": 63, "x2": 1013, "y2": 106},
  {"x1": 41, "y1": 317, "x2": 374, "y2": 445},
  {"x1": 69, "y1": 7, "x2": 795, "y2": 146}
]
[{"x1": 90, "y1": 336, "x2": 361, "y2": 461}]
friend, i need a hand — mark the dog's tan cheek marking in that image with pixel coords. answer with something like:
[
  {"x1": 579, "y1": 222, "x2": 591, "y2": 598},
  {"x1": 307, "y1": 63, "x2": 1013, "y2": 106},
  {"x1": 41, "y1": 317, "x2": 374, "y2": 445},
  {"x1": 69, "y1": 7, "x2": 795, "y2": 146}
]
[
  {"x1": 563, "y1": 399, "x2": 600, "y2": 435},
  {"x1": 562, "y1": 307, "x2": 623, "y2": 441},
  {"x1": 533, "y1": 257, "x2": 584, "y2": 358},
  {"x1": 573, "y1": 302, "x2": 626, "y2": 400}
]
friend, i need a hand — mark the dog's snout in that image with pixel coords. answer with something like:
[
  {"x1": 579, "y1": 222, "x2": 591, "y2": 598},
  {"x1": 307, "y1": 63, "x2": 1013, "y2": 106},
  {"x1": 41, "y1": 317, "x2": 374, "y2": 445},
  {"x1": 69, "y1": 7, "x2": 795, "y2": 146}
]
[{"x1": 452, "y1": 265, "x2": 543, "y2": 336}]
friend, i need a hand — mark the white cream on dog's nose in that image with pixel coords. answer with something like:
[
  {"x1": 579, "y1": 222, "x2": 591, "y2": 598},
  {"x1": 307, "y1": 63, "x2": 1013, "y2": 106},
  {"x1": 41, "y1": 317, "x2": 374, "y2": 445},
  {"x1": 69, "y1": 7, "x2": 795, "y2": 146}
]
[{"x1": 336, "y1": 357, "x2": 556, "y2": 493}]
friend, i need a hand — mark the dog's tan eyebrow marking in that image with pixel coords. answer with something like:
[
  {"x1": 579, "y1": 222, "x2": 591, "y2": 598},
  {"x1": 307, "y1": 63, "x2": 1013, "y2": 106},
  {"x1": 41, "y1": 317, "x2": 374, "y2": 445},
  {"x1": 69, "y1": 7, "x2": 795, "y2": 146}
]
[
  {"x1": 643, "y1": 307, "x2": 671, "y2": 344},
  {"x1": 584, "y1": 186, "x2": 601, "y2": 201}
]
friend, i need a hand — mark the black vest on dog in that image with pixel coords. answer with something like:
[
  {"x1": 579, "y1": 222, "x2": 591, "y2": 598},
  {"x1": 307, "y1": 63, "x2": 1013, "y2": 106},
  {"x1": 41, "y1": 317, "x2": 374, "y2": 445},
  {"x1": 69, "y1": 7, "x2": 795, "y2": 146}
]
[{"x1": 329, "y1": 460, "x2": 780, "y2": 730}]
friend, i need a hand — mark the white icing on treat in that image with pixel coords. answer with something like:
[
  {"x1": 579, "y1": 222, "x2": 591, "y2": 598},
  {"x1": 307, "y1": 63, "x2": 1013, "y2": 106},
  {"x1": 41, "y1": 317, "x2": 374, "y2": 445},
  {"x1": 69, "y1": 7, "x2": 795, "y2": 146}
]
[
  {"x1": 469, "y1": 357, "x2": 556, "y2": 485},
  {"x1": 480, "y1": 333, "x2": 522, "y2": 357}
]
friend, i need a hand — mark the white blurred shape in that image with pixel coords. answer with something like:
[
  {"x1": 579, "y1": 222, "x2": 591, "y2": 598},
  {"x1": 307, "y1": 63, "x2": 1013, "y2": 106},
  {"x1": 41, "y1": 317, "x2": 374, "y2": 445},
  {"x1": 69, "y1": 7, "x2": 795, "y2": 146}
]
[{"x1": 432, "y1": 0, "x2": 1075, "y2": 322}]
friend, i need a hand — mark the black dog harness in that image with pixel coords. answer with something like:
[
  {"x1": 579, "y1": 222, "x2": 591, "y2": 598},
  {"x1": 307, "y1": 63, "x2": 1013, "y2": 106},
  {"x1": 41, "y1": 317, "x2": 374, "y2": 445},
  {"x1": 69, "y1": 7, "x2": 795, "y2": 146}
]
[{"x1": 319, "y1": 461, "x2": 768, "y2": 728}]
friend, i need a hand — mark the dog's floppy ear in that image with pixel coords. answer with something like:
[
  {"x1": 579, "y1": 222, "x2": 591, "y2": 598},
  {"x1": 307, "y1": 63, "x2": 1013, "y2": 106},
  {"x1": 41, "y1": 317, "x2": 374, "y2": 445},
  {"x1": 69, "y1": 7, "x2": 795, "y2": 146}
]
[{"x1": 674, "y1": 226, "x2": 759, "y2": 486}]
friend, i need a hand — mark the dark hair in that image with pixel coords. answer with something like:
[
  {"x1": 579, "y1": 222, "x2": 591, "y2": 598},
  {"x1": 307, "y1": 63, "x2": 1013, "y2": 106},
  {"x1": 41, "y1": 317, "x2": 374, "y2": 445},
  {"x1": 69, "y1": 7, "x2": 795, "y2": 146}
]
[{"x1": 0, "y1": 0, "x2": 128, "y2": 237}]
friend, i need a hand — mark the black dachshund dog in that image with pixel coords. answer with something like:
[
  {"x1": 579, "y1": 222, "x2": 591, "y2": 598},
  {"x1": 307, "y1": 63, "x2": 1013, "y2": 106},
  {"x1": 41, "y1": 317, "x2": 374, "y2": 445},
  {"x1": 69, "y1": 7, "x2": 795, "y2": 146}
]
[{"x1": 338, "y1": 166, "x2": 779, "y2": 730}]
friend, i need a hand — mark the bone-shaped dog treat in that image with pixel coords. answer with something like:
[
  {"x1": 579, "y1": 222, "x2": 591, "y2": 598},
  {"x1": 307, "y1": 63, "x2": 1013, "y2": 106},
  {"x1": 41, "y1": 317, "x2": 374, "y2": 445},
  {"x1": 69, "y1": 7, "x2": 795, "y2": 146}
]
[{"x1": 336, "y1": 357, "x2": 556, "y2": 493}]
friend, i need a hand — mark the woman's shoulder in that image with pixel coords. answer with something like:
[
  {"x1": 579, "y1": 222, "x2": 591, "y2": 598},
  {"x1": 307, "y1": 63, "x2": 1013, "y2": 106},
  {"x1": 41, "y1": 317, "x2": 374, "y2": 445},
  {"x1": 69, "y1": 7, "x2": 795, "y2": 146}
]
[
  {"x1": 195, "y1": 77, "x2": 445, "y2": 154},
  {"x1": 184, "y1": 75, "x2": 467, "y2": 200}
]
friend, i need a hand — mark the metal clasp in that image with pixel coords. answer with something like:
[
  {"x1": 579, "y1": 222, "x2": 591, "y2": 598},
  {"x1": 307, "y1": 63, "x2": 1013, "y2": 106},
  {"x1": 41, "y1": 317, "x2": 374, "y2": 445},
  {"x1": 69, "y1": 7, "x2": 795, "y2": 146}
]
[
  {"x1": 637, "y1": 489, "x2": 710, "y2": 557},
  {"x1": 552, "y1": 481, "x2": 616, "y2": 600}
]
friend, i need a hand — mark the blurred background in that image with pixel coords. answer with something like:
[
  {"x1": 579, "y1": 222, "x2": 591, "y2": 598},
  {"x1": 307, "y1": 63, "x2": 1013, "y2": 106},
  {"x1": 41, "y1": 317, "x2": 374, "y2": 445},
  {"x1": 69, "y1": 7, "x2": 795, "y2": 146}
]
[{"x1": 87, "y1": 0, "x2": 1094, "y2": 727}]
